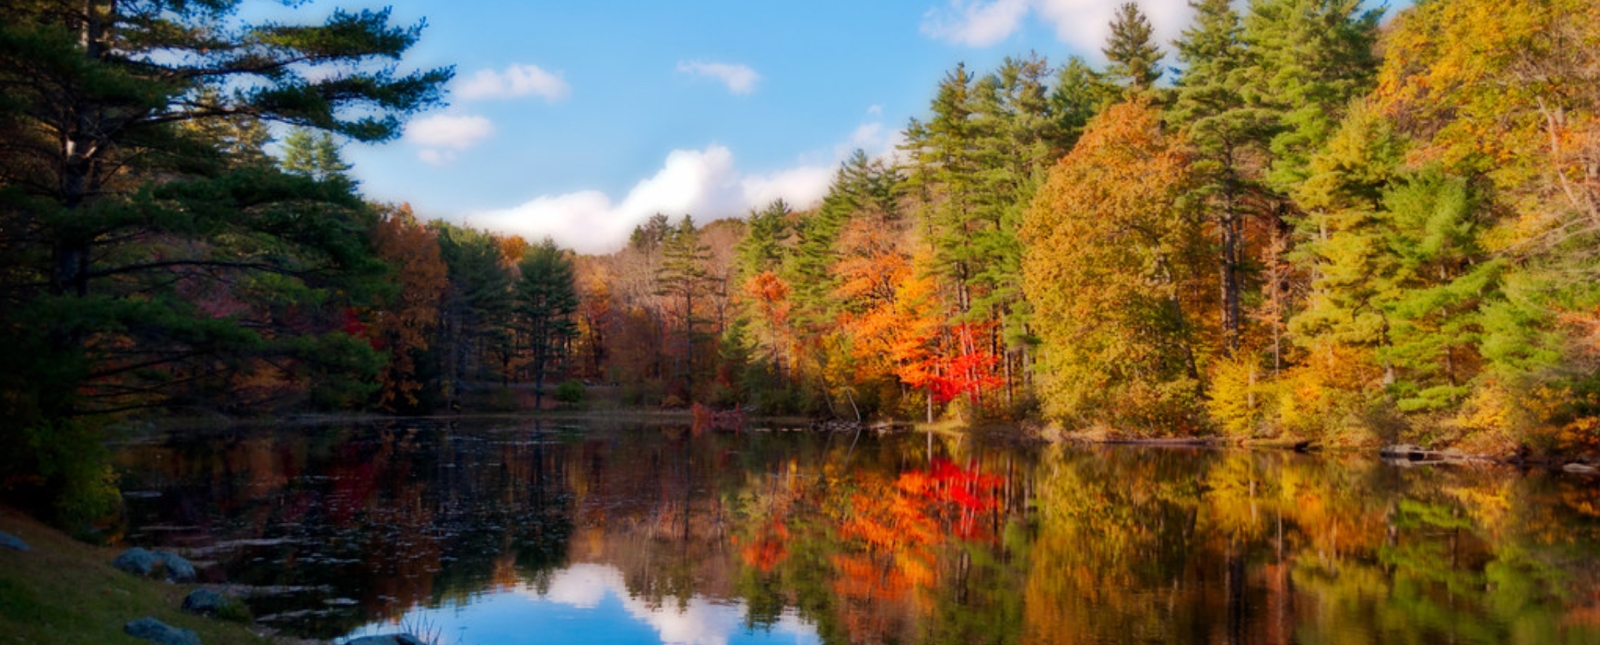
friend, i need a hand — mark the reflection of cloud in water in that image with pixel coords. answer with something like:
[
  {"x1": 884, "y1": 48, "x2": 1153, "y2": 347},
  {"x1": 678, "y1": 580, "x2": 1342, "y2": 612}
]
[
  {"x1": 529, "y1": 563, "x2": 812, "y2": 645},
  {"x1": 345, "y1": 562, "x2": 818, "y2": 645},
  {"x1": 538, "y1": 562, "x2": 617, "y2": 609}
]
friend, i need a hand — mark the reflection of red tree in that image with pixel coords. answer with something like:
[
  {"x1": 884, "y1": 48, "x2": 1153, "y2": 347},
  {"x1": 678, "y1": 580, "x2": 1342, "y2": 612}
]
[
  {"x1": 821, "y1": 458, "x2": 1008, "y2": 643},
  {"x1": 736, "y1": 521, "x2": 789, "y2": 572},
  {"x1": 898, "y1": 459, "x2": 1005, "y2": 541}
]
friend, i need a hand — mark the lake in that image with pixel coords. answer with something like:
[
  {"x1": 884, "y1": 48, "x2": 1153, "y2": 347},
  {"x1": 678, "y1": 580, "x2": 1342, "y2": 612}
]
[{"x1": 111, "y1": 419, "x2": 1600, "y2": 645}]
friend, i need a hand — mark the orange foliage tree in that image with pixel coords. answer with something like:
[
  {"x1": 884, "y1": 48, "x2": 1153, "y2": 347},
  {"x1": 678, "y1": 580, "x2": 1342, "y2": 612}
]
[{"x1": 368, "y1": 204, "x2": 448, "y2": 410}]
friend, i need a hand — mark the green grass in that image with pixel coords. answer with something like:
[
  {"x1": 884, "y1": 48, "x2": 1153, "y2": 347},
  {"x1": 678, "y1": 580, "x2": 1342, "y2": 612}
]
[{"x1": 0, "y1": 510, "x2": 278, "y2": 645}]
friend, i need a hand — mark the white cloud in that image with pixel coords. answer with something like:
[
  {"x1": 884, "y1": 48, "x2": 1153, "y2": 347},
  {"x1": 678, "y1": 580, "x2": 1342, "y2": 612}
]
[
  {"x1": 922, "y1": 0, "x2": 1193, "y2": 56},
  {"x1": 921, "y1": 0, "x2": 1031, "y2": 47},
  {"x1": 741, "y1": 166, "x2": 833, "y2": 211},
  {"x1": 471, "y1": 144, "x2": 841, "y2": 254},
  {"x1": 867, "y1": 104, "x2": 883, "y2": 116},
  {"x1": 404, "y1": 114, "x2": 494, "y2": 165},
  {"x1": 1033, "y1": 0, "x2": 1191, "y2": 56},
  {"x1": 454, "y1": 64, "x2": 571, "y2": 102},
  {"x1": 416, "y1": 148, "x2": 455, "y2": 166},
  {"x1": 469, "y1": 116, "x2": 897, "y2": 254},
  {"x1": 675, "y1": 61, "x2": 761, "y2": 95},
  {"x1": 404, "y1": 114, "x2": 494, "y2": 149}
]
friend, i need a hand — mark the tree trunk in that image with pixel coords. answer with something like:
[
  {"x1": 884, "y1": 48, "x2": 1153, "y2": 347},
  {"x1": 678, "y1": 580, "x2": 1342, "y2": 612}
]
[{"x1": 1219, "y1": 210, "x2": 1242, "y2": 355}]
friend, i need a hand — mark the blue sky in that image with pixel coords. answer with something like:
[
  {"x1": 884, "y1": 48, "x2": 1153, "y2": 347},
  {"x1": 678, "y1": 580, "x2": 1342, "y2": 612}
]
[{"x1": 288, "y1": 0, "x2": 1389, "y2": 253}]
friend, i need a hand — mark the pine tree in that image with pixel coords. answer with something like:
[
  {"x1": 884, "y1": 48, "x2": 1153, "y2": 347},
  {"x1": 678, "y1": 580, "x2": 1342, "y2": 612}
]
[
  {"x1": 904, "y1": 64, "x2": 981, "y2": 315},
  {"x1": 1172, "y1": 0, "x2": 1268, "y2": 354},
  {"x1": 1241, "y1": 0, "x2": 1381, "y2": 191},
  {"x1": 518, "y1": 239, "x2": 580, "y2": 409},
  {"x1": 434, "y1": 223, "x2": 515, "y2": 393},
  {"x1": 1049, "y1": 56, "x2": 1117, "y2": 152},
  {"x1": 656, "y1": 216, "x2": 714, "y2": 400},
  {"x1": 0, "y1": 1, "x2": 447, "y2": 517},
  {"x1": 282, "y1": 127, "x2": 354, "y2": 183},
  {"x1": 1103, "y1": 2, "x2": 1165, "y2": 91}
]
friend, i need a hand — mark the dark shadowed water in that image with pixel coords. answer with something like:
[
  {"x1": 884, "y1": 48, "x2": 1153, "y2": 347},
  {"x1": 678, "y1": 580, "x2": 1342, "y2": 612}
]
[{"x1": 111, "y1": 419, "x2": 1600, "y2": 645}]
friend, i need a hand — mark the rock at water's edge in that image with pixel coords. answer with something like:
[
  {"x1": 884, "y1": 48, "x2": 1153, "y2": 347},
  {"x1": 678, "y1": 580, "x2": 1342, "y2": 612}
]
[
  {"x1": 157, "y1": 551, "x2": 197, "y2": 582},
  {"x1": 113, "y1": 547, "x2": 196, "y2": 582},
  {"x1": 124, "y1": 617, "x2": 201, "y2": 645},
  {"x1": 345, "y1": 635, "x2": 428, "y2": 645},
  {"x1": 181, "y1": 589, "x2": 228, "y2": 615},
  {"x1": 0, "y1": 530, "x2": 28, "y2": 552},
  {"x1": 113, "y1": 547, "x2": 161, "y2": 576}
]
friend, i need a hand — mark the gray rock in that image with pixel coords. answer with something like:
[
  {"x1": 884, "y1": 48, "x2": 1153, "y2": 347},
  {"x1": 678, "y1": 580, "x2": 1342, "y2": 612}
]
[
  {"x1": 156, "y1": 551, "x2": 197, "y2": 582},
  {"x1": 345, "y1": 635, "x2": 428, "y2": 645},
  {"x1": 113, "y1": 547, "x2": 197, "y2": 582},
  {"x1": 181, "y1": 589, "x2": 228, "y2": 615},
  {"x1": 0, "y1": 530, "x2": 28, "y2": 552},
  {"x1": 124, "y1": 617, "x2": 201, "y2": 645},
  {"x1": 113, "y1": 547, "x2": 161, "y2": 576}
]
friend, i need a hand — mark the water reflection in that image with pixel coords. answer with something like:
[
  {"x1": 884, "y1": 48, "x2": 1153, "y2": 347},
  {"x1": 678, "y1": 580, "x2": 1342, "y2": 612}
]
[
  {"x1": 111, "y1": 421, "x2": 1600, "y2": 645},
  {"x1": 341, "y1": 563, "x2": 818, "y2": 645}
]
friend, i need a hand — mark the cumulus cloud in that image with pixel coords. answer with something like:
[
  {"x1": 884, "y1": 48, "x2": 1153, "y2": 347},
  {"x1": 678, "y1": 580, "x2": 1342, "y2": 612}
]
[
  {"x1": 470, "y1": 144, "x2": 838, "y2": 254},
  {"x1": 468, "y1": 113, "x2": 902, "y2": 254},
  {"x1": 676, "y1": 61, "x2": 761, "y2": 95},
  {"x1": 922, "y1": 0, "x2": 1192, "y2": 54},
  {"x1": 1033, "y1": 0, "x2": 1190, "y2": 55},
  {"x1": 454, "y1": 64, "x2": 572, "y2": 102},
  {"x1": 921, "y1": 0, "x2": 1031, "y2": 47},
  {"x1": 404, "y1": 114, "x2": 495, "y2": 165},
  {"x1": 741, "y1": 166, "x2": 834, "y2": 211}
]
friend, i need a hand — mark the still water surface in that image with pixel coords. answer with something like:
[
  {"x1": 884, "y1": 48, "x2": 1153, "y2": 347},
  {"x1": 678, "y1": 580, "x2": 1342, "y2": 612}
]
[{"x1": 112, "y1": 420, "x2": 1600, "y2": 644}]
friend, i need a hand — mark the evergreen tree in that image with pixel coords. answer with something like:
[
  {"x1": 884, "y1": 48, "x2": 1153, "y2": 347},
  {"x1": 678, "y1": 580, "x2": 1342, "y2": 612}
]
[
  {"x1": 0, "y1": 0, "x2": 447, "y2": 520},
  {"x1": 1103, "y1": 2, "x2": 1166, "y2": 90},
  {"x1": 656, "y1": 216, "x2": 714, "y2": 399},
  {"x1": 282, "y1": 127, "x2": 354, "y2": 183},
  {"x1": 1049, "y1": 56, "x2": 1118, "y2": 152},
  {"x1": 1291, "y1": 105, "x2": 1494, "y2": 411},
  {"x1": 1172, "y1": 0, "x2": 1267, "y2": 354},
  {"x1": 434, "y1": 223, "x2": 515, "y2": 394},
  {"x1": 736, "y1": 199, "x2": 794, "y2": 280},
  {"x1": 905, "y1": 64, "x2": 982, "y2": 314},
  {"x1": 1241, "y1": 0, "x2": 1381, "y2": 191},
  {"x1": 517, "y1": 239, "x2": 579, "y2": 409}
]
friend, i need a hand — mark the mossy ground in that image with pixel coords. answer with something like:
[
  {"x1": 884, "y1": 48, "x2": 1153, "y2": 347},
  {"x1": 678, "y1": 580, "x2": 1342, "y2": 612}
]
[{"x1": 0, "y1": 509, "x2": 278, "y2": 645}]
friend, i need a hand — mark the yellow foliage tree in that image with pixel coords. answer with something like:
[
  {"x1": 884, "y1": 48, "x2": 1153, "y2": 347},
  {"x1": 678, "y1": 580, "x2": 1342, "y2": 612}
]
[{"x1": 1021, "y1": 96, "x2": 1209, "y2": 434}]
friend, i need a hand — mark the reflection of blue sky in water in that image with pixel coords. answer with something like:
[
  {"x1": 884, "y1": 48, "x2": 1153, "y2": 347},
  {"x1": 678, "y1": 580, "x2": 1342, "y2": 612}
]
[{"x1": 341, "y1": 563, "x2": 820, "y2": 645}]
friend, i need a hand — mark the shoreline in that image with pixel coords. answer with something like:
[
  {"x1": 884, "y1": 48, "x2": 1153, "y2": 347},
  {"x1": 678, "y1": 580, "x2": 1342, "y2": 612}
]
[{"x1": 113, "y1": 408, "x2": 1599, "y2": 473}]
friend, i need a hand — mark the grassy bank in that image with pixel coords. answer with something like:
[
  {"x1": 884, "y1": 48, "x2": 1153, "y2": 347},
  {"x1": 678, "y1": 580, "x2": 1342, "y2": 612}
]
[{"x1": 0, "y1": 510, "x2": 279, "y2": 645}]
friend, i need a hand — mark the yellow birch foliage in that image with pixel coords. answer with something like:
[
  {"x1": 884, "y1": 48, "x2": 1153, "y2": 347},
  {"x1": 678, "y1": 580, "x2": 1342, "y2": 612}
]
[{"x1": 1021, "y1": 95, "x2": 1207, "y2": 433}]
